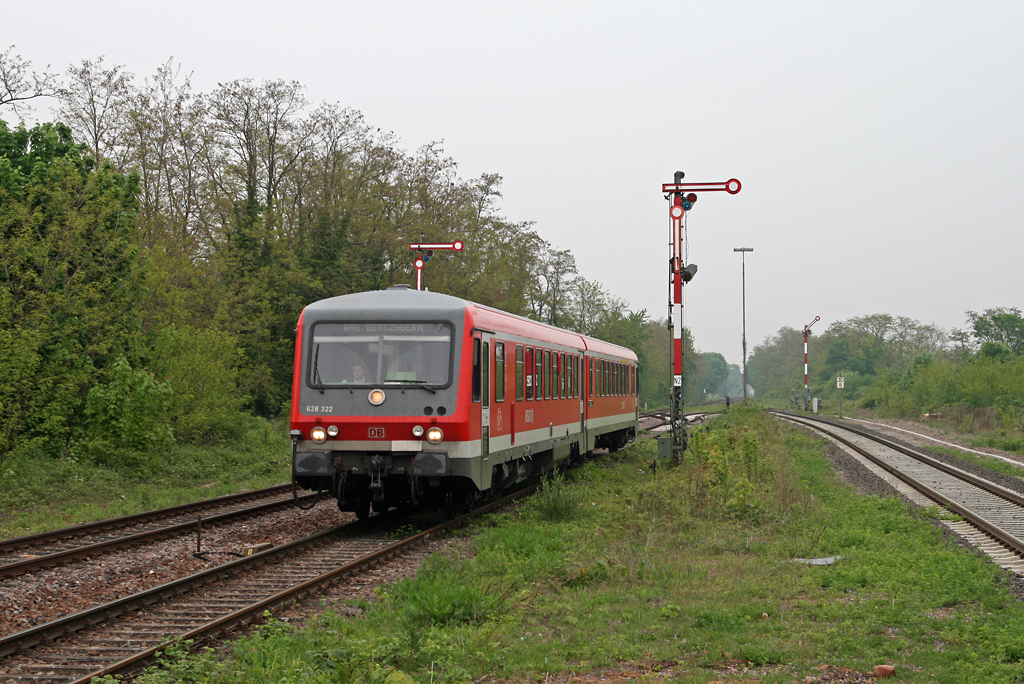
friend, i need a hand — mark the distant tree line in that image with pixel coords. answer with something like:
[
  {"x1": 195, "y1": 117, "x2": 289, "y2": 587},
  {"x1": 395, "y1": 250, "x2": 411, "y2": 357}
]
[{"x1": 747, "y1": 308, "x2": 1024, "y2": 423}]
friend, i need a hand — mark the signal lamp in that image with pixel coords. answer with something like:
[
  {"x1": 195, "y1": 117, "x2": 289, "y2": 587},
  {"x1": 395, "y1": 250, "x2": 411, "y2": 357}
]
[
  {"x1": 412, "y1": 425, "x2": 425, "y2": 437},
  {"x1": 426, "y1": 427, "x2": 444, "y2": 444},
  {"x1": 368, "y1": 389, "x2": 386, "y2": 405},
  {"x1": 683, "y1": 193, "x2": 697, "y2": 211},
  {"x1": 310, "y1": 426, "x2": 327, "y2": 443},
  {"x1": 327, "y1": 425, "x2": 339, "y2": 437},
  {"x1": 682, "y1": 263, "x2": 698, "y2": 282}
]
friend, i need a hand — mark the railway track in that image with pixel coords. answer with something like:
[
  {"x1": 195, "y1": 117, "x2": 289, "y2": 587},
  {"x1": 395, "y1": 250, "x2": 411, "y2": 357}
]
[
  {"x1": 640, "y1": 404, "x2": 725, "y2": 432},
  {"x1": 773, "y1": 410, "x2": 1024, "y2": 575},
  {"x1": 0, "y1": 486, "x2": 536, "y2": 683},
  {"x1": 0, "y1": 485, "x2": 314, "y2": 579}
]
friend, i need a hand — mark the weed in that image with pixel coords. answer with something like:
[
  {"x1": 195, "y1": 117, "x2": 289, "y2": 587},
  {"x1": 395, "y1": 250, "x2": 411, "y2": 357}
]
[{"x1": 524, "y1": 471, "x2": 588, "y2": 522}]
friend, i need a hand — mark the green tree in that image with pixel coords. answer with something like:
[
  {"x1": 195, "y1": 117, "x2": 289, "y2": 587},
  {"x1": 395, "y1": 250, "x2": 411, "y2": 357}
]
[
  {"x1": 0, "y1": 119, "x2": 144, "y2": 459},
  {"x1": 967, "y1": 308, "x2": 1024, "y2": 355}
]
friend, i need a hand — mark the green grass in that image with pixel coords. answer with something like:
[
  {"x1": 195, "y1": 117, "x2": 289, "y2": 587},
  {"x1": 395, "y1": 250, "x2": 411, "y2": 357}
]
[
  {"x1": 0, "y1": 417, "x2": 292, "y2": 538},
  {"x1": 921, "y1": 445, "x2": 1024, "y2": 479},
  {"x1": 98, "y1": 406, "x2": 1024, "y2": 682}
]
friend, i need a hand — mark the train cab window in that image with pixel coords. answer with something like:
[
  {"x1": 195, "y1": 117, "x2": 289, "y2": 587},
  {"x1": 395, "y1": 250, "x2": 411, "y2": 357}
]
[
  {"x1": 545, "y1": 352, "x2": 550, "y2": 400},
  {"x1": 482, "y1": 342, "x2": 489, "y2": 409},
  {"x1": 495, "y1": 343, "x2": 505, "y2": 402},
  {"x1": 309, "y1": 321, "x2": 452, "y2": 388},
  {"x1": 472, "y1": 339, "x2": 481, "y2": 403},
  {"x1": 517, "y1": 345, "x2": 526, "y2": 401},
  {"x1": 559, "y1": 353, "x2": 566, "y2": 399}
]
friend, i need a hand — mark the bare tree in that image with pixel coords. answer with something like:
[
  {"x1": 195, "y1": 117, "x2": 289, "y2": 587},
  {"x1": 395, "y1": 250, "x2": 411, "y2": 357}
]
[
  {"x1": 0, "y1": 46, "x2": 58, "y2": 118},
  {"x1": 57, "y1": 57, "x2": 135, "y2": 165}
]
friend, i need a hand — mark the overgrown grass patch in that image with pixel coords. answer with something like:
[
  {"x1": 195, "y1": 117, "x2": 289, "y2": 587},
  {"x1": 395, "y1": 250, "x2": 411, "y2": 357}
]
[
  {"x1": 115, "y1": 405, "x2": 1024, "y2": 683},
  {"x1": 0, "y1": 417, "x2": 291, "y2": 538}
]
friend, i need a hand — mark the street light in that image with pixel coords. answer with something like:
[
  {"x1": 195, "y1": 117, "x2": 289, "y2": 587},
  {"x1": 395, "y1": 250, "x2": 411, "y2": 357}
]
[{"x1": 733, "y1": 247, "x2": 753, "y2": 399}]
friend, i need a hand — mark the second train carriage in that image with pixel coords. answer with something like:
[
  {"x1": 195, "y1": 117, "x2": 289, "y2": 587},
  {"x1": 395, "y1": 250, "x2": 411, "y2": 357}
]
[{"x1": 290, "y1": 285, "x2": 638, "y2": 517}]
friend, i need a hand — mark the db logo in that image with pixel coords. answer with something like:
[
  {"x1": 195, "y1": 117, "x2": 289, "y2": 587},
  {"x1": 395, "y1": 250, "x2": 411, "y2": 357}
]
[{"x1": 368, "y1": 427, "x2": 386, "y2": 439}]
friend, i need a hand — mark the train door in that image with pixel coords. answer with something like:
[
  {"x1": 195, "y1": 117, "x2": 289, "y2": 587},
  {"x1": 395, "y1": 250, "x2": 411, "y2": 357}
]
[
  {"x1": 473, "y1": 333, "x2": 490, "y2": 457},
  {"x1": 578, "y1": 355, "x2": 584, "y2": 436}
]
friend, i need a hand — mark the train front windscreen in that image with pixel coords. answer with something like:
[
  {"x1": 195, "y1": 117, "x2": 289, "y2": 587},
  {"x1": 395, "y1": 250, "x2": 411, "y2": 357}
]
[{"x1": 309, "y1": 321, "x2": 453, "y2": 387}]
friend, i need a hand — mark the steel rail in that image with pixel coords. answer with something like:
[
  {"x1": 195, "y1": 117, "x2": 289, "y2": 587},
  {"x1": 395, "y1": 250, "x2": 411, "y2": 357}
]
[
  {"x1": 774, "y1": 411, "x2": 1024, "y2": 508},
  {"x1": 0, "y1": 491, "x2": 315, "y2": 578},
  {"x1": 773, "y1": 410, "x2": 1024, "y2": 557},
  {"x1": 0, "y1": 484, "x2": 539, "y2": 683},
  {"x1": 0, "y1": 484, "x2": 292, "y2": 552}
]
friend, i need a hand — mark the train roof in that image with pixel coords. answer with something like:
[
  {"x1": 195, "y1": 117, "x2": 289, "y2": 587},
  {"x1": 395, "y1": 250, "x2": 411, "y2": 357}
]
[{"x1": 302, "y1": 286, "x2": 638, "y2": 362}]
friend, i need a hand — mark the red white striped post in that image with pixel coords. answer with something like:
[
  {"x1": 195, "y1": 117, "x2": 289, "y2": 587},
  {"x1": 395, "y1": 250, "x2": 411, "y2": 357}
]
[{"x1": 801, "y1": 316, "x2": 820, "y2": 410}]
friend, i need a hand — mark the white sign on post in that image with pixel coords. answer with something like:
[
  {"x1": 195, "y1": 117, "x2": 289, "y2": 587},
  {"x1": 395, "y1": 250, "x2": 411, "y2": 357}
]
[{"x1": 837, "y1": 377, "x2": 845, "y2": 389}]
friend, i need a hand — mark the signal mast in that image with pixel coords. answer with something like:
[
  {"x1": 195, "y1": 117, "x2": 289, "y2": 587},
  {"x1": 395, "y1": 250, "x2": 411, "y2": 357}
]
[
  {"x1": 661, "y1": 172, "x2": 741, "y2": 459},
  {"x1": 408, "y1": 240, "x2": 464, "y2": 291}
]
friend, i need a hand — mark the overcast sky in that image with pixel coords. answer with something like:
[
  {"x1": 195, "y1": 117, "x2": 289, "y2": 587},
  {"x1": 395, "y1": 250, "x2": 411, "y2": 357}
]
[{"x1": 7, "y1": 1, "x2": 1023, "y2": 366}]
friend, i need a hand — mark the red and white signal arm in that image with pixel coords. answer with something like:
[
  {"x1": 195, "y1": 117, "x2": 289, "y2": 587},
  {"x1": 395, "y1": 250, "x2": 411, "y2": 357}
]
[{"x1": 837, "y1": 377, "x2": 845, "y2": 389}]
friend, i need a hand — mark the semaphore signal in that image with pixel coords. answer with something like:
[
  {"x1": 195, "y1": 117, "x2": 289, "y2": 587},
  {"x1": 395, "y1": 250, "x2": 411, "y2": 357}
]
[{"x1": 408, "y1": 240, "x2": 464, "y2": 291}]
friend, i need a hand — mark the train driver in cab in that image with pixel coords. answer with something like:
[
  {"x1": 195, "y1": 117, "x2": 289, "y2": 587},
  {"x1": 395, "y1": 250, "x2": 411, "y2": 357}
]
[{"x1": 345, "y1": 363, "x2": 370, "y2": 384}]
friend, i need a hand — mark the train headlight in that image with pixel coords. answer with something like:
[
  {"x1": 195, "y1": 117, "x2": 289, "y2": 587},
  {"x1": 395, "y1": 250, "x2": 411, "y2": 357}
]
[
  {"x1": 327, "y1": 425, "x2": 339, "y2": 437},
  {"x1": 310, "y1": 426, "x2": 327, "y2": 443},
  {"x1": 368, "y1": 389, "x2": 386, "y2": 406},
  {"x1": 412, "y1": 425, "x2": 425, "y2": 437},
  {"x1": 425, "y1": 427, "x2": 444, "y2": 444}
]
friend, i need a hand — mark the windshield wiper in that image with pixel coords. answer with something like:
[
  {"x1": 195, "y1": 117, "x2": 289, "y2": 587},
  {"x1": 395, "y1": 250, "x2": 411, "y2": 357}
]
[
  {"x1": 384, "y1": 379, "x2": 437, "y2": 394},
  {"x1": 312, "y1": 344, "x2": 325, "y2": 393}
]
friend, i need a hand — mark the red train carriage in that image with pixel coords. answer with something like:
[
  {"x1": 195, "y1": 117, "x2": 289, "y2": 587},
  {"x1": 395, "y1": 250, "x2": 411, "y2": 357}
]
[{"x1": 290, "y1": 285, "x2": 638, "y2": 518}]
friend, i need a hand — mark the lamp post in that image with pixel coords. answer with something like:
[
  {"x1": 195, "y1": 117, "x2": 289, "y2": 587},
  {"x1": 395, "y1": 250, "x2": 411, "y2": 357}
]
[{"x1": 733, "y1": 247, "x2": 753, "y2": 399}]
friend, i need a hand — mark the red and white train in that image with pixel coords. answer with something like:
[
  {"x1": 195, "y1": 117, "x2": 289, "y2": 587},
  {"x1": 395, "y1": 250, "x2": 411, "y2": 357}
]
[{"x1": 289, "y1": 285, "x2": 638, "y2": 517}]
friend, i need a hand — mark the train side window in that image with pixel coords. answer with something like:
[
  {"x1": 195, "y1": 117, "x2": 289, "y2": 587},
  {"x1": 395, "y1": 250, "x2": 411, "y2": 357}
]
[
  {"x1": 550, "y1": 351, "x2": 557, "y2": 400},
  {"x1": 515, "y1": 345, "x2": 524, "y2": 401},
  {"x1": 588, "y1": 358, "x2": 593, "y2": 397},
  {"x1": 482, "y1": 342, "x2": 490, "y2": 408},
  {"x1": 572, "y1": 355, "x2": 578, "y2": 398},
  {"x1": 602, "y1": 360, "x2": 608, "y2": 396},
  {"x1": 472, "y1": 338, "x2": 481, "y2": 403},
  {"x1": 618, "y1": 363, "x2": 623, "y2": 396},
  {"x1": 535, "y1": 349, "x2": 543, "y2": 399},
  {"x1": 543, "y1": 350, "x2": 551, "y2": 399},
  {"x1": 495, "y1": 343, "x2": 505, "y2": 402},
  {"x1": 525, "y1": 347, "x2": 533, "y2": 401},
  {"x1": 561, "y1": 352, "x2": 569, "y2": 401}
]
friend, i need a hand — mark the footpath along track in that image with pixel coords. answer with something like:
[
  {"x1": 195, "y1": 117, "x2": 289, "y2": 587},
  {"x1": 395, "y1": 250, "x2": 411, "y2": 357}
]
[
  {"x1": 773, "y1": 410, "x2": 1024, "y2": 575},
  {"x1": 0, "y1": 486, "x2": 537, "y2": 684},
  {"x1": 0, "y1": 485, "x2": 315, "y2": 578}
]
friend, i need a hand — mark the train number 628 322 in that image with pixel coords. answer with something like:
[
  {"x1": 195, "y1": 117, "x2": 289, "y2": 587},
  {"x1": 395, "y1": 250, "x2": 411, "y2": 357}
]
[{"x1": 305, "y1": 405, "x2": 334, "y2": 414}]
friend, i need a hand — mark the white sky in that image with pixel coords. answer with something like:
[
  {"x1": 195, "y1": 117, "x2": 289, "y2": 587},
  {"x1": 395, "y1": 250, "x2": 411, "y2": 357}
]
[{"x1": 7, "y1": 1, "x2": 1023, "y2": 366}]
